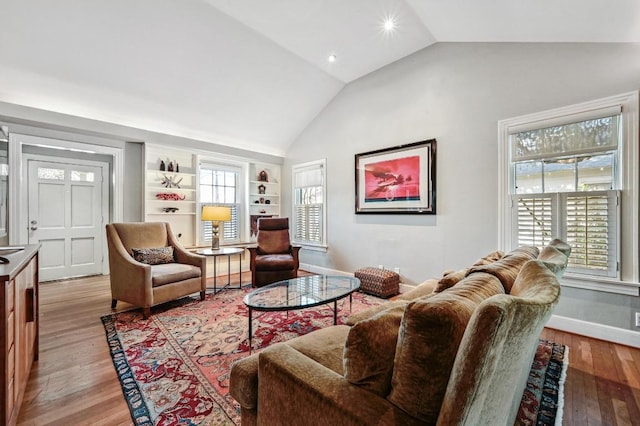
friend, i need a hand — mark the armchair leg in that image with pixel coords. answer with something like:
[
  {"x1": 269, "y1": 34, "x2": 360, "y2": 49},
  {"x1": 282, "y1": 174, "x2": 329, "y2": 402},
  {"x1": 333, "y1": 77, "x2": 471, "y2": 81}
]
[
  {"x1": 111, "y1": 299, "x2": 117, "y2": 309},
  {"x1": 142, "y1": 308, "x2": 151, "y2": 319},
  {"x1": 200, "y1": 290, "x2": 206, "y2": 300}
]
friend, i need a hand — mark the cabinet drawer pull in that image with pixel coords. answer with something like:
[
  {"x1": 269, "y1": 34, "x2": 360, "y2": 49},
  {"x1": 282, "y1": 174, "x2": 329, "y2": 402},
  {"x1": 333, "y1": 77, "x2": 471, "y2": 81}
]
[{"x1": 25, "y1": 287, "x2": 34, "y2": 323}]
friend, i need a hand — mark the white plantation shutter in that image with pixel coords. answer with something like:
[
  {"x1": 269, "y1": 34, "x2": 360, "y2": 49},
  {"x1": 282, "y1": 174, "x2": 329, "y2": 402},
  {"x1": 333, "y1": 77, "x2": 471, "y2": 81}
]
[
  {"x1": 292, "y1": 159, "x2": 326, "y2": 246},
  {"x1": 514, "y1": 191, "x2": 619, "y2": 278},
  {"x1": 565, "y1": 191, "x2": 618, "y2": 276},
  {"x1": 295, "y1": 203, "x2": 322, "y2": 243},
  {"x1": 514, "y1": 195, "x2": 554, "y2": 247}
]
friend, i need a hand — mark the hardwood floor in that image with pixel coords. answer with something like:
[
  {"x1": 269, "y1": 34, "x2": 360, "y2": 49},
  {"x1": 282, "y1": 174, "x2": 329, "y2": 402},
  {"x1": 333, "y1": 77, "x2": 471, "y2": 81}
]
[{"x1": 17, "y1": 274, "x2": 640, "y2": 425}]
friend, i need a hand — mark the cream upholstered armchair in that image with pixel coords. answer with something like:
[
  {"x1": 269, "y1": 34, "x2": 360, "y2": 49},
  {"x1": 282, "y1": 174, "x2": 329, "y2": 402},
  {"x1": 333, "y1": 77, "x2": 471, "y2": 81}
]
[{"x1": 106, "y1": 222, "x2": 206, "y2": 318}]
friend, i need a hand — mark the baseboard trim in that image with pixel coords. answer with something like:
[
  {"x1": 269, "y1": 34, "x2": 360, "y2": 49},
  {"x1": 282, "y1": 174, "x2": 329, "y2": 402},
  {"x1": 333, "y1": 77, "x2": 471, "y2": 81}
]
[
  {"x1": 300, "y1": 263, "x2": 352, "y2": 277},
  {"x1": 547, "y1": 315, "x2": 640, "y2": 348}
]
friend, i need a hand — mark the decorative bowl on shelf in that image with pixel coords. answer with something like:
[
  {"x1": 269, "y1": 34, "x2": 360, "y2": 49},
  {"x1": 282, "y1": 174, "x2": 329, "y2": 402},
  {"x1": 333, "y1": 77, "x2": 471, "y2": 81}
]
[{"x1": 162, "y1": 207, "x2": 179, "y2": 213}]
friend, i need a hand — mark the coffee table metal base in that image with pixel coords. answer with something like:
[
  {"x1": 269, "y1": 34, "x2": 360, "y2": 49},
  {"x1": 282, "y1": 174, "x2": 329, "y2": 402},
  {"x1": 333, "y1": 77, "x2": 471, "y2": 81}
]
[
  {"x1": 243, "y1": 275, "x2": 360, "y2": 352},
  {"x1": 247, "y1": 294, "x2": 353, "y2": 351}
]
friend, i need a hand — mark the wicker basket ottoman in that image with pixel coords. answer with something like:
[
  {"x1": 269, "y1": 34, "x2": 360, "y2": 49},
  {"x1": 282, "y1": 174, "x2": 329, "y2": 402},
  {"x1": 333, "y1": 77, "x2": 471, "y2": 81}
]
[{"x1": 354, "y1": 267, "x2": 400, "y2": 298}]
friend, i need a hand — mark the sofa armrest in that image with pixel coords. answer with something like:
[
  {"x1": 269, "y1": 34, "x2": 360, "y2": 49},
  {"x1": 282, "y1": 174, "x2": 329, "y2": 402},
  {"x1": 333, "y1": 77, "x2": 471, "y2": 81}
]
[
  {"x1": 230, "y1": 353, "x2": 259, "y2": 409},
  {"x1": 257, "y1": 344, "x2": 421, "y2": 426}
]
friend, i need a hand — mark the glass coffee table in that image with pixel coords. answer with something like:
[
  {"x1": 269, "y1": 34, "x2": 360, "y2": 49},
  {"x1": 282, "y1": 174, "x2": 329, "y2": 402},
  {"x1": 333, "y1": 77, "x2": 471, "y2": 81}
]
[{"x1": 243, "y1": 275, "x2": 361, "y2": 350}]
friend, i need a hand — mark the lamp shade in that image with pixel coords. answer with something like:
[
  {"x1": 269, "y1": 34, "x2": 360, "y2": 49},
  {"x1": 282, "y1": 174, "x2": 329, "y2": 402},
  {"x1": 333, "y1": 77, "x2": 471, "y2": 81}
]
[{"x1": 201, "y1": 206, "x2": 231, "y2": 221}]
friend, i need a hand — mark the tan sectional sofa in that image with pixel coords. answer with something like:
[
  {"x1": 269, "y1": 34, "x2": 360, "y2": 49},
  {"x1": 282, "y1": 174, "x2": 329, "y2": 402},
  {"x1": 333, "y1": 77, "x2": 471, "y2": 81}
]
[{"x1": 230, "y1": 240, "x2": 570, "y2": 425}]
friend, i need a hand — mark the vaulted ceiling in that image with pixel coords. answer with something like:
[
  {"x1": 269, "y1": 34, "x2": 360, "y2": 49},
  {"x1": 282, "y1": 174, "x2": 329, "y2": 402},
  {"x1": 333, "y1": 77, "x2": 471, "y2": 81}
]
[{"x1": 1, "y1": 0, "x2": 639, "y2": 156}]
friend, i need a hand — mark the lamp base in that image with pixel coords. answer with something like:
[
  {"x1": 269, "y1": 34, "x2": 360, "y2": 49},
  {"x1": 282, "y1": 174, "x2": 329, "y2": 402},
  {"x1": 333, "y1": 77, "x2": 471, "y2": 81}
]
[{"x1": 212, "y1": 221, "x2": 220, "y2": 249}]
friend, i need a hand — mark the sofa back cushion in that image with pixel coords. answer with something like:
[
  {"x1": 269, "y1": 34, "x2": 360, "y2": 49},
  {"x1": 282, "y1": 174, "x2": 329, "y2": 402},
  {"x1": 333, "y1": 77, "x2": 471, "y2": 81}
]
[
  {"x1": 387, "y1": 272, "x2": 504, "y2": 423},
  {"x1": 466, "y1": 246, "x2": 538, "y2": 293},
  {"x1": 343, "y1": 304, "x2": 405, "y2": 396}
]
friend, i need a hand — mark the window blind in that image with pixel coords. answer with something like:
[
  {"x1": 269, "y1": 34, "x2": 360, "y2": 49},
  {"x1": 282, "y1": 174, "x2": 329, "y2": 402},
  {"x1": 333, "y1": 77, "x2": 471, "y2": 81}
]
[{"x1": 511, "y1": 114, "x2": 620, "y2": 161}]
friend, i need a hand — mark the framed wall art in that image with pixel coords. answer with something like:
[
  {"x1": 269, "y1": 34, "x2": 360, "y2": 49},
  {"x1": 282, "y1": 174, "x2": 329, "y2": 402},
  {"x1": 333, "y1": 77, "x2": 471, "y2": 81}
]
[{"x1": 355, "y1": 139, "x2": 436, "y2": 214}]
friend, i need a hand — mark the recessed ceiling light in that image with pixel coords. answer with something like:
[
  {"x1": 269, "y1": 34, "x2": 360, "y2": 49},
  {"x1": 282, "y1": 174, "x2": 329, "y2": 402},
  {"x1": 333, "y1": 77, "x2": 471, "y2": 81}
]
[
  {"x1": 383, "y1": 18, "x2": 395, "y2": 32},
  {"x1": 328, "y1": 54, "x2": 337, "y2": 63}
]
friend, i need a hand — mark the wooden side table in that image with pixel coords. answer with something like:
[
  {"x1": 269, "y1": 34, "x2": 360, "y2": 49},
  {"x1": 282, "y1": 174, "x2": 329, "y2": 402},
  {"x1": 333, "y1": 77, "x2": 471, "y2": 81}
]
[{"x1": 195, "y1": 247, "x2": 244, "y2": 293}]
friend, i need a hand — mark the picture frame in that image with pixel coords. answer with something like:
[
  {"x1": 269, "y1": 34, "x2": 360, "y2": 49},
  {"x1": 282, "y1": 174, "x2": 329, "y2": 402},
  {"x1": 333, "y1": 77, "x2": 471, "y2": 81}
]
[{"x1": 355, "y1": 139, "x2": 436, "y2": 214}]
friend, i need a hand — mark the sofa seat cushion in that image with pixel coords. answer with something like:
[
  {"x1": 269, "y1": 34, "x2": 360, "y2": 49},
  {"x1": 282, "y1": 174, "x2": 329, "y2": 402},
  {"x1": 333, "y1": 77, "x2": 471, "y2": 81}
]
[
  {"x1": 285, "y1": 325, "x2": 351, "y2": 375},
  {"x1": 466, "y1": 246, "x2": 538, "y2": 293},
  {"x1": 151, "y1": 263, "x2": 202, "y2": 287},
  {"x1": 344, "y1": 304, "x2": 405, "y2": 396},
  {"x1": 254, "y1": 254, "x2": 295, "y2": 271},
  {"x1": 388, "y1": 272, "x2": 504, "y2": 424}
]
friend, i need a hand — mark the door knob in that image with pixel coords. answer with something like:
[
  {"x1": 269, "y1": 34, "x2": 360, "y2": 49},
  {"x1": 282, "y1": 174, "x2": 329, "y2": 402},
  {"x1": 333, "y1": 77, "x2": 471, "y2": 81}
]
[{"x1": 30, "y1": 220, "x2": 37, "y2": 231}]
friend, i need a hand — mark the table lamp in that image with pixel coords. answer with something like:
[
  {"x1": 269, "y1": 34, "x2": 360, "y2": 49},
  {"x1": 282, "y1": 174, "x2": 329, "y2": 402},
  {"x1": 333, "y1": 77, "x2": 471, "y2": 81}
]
[{"x1": 201, "y1": 206, "x2": 231, "y2": 249}]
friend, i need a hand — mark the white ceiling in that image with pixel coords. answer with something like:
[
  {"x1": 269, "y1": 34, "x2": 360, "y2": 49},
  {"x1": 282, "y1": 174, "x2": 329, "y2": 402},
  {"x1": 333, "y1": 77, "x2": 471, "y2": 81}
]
[{"x1": 1, "y1": 0, "x2": 639, "y2": 156}]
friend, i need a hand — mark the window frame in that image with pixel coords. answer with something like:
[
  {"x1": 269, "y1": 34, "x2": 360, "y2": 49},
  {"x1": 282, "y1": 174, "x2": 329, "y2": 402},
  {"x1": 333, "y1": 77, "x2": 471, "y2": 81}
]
[
  {"x1": 197, "y1": 159, "x2": 246, "y2": 246},
  {"x1": 291, "y1": 158, "x2": 327, "y2": 250},
  {"x1": 498, "y1": 92, "x2": 639, "y2": 295}
]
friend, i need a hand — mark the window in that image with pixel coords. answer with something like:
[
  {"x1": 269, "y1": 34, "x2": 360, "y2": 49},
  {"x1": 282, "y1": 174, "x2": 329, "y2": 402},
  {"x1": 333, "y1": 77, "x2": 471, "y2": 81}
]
[
  {"x1": 199, "y1": 162, "x2": 242, "y2": 245},
  {"x1": 292, "y1": 159, "x2": 326, "y2": 248},
  {"x1": 499, "y1": 92, "x2": 639, "y2": 290}
]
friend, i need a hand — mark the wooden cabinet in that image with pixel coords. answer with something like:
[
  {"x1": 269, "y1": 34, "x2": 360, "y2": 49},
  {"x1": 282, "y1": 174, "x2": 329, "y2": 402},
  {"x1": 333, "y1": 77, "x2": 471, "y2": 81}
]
[{"x1": 1, "y1": 246, "x2": 39, "y2": 426}]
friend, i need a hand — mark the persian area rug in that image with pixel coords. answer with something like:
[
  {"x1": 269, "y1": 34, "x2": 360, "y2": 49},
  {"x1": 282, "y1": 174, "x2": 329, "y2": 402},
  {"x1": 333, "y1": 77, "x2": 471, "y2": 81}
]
[
  {"x1": 101, "y1": 287, "x2": 384, "y2": 425},
  {"x1": 516, "y1": 339, "x2": 569, "y2": 426},
  {"x1": 101, "y1": 288, "x2": 568, "y2": 426}
]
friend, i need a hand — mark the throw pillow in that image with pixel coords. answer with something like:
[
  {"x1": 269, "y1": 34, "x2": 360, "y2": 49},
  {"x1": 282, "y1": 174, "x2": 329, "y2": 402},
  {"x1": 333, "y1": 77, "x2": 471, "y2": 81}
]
[
  {"x1": 434, "y1": 268, "x2": 468, "y2": 293},
  {"x1": 343, "y1": 304, "x2": 405, "y2": 396},
  {"x1": 396, "y1": 279, "x2": 438, "y2": 301},
  {"x1": 131, "y1": 246, "x2": 174, "y2": 265},
  {"x1": 471, "y1": 249, "x2": 505, "y2": 266}
]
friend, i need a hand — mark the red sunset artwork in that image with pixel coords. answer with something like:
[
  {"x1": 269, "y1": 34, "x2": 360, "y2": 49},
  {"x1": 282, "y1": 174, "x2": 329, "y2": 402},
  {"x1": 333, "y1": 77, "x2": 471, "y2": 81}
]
[{"x1": 364, "y1": 155, "x2": 421, "y2": 202}]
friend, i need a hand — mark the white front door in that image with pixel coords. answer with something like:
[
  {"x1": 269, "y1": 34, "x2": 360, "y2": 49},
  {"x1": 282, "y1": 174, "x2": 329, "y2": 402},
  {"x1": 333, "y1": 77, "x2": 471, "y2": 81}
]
[{"x1": 27, "y1": 159, "x2": 107, "y2": 281}]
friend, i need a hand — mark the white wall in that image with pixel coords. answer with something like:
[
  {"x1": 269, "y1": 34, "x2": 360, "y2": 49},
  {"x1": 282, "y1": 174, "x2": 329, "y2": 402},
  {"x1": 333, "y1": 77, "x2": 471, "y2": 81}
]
[{"x1": 284, "y1": 42, "x2": 640, "y2": 332}]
